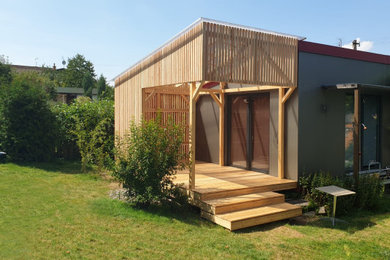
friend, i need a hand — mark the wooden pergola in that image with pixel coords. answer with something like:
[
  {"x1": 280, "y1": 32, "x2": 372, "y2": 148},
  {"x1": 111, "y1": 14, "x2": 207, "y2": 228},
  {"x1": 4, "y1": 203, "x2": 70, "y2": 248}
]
[
  {"x1": 187, "y1": 81, "x2": 296, "y2": 189},
  {"x1": 114, "y1": 18, "x2": 303, "y2": 190}
]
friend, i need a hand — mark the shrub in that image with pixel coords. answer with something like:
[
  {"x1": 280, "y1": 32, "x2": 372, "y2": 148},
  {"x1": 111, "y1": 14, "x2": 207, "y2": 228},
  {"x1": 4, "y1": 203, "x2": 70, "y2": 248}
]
[
  {"x1": 299, "y1": 172, "x2": 384, "y2": 215},
  {"x1": 0, "y1": 78, "x2": 57, "y2": 161},
  {"x1": 52, "y1": 97, "x2": 114, "y2": 170},
  {"x1": 113, "y1": 116, "x2": 188, "y2": 207}
]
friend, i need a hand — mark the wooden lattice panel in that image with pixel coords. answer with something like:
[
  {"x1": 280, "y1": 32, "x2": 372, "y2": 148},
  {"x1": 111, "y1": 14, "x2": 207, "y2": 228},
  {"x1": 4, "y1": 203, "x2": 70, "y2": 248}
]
[
  {"x1": 143, "y1": 86, "x2": 190, "y2": 156},
  {"x1": 203, "y1": 22, "x2": 298, "y2": 86}
]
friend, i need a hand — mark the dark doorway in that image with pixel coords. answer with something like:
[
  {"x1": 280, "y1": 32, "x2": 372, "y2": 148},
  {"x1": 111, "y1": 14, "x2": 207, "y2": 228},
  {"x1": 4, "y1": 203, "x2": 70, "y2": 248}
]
[
  {"x1": 344, "y1": 94, "x2": 381, "y2": 171},
  {"x1": 228, "y1": 93, "x2": 270, "y2": 172},
  {"x1": 361, "y1": 95, "x2": 381, "y2": 168}
]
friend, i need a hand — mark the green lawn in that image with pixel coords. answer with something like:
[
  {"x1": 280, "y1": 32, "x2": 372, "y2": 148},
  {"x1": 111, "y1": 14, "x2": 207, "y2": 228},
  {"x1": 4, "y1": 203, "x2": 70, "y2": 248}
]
[{"x1": 0, "y1": 162, "x2": 389, "y2": 259}]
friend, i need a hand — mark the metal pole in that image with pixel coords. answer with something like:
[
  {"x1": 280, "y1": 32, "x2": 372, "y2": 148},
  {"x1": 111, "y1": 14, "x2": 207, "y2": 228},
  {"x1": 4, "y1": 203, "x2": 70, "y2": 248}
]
[{"x1": 332, "y1": 196, "x2": 337, "y2": 226}]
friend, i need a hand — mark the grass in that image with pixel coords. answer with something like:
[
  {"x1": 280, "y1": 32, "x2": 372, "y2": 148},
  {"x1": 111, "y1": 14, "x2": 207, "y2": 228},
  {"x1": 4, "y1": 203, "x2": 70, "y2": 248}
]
[{"x1": 0, "y1": 161, "x2": 389, "y2": 259}]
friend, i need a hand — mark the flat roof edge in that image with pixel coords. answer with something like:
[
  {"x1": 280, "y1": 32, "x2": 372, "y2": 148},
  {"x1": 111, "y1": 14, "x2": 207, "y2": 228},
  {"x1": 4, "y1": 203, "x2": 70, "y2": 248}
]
[{"x1": 299, "y1": 41, "x2": 390, "y2": 65}]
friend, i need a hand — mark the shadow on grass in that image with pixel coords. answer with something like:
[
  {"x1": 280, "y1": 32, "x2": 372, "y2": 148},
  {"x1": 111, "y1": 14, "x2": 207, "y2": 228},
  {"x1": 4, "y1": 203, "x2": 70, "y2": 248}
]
[
  {"x1": 91, "y1": 197, "x2": 205, "y2": 227},
  {"x1": 13, "y1": 160, "x2": 89, "y2": 174},
  {"x1": 293, "y1": 195, "x2": 390, "y2": 234},
  {"x1": 235, "y1": 195, "x2": 390, "y2": 234},
  {"x1": 305, "y1": 215, "x2": 378, "y2": 234},
  {"x1": 234, "y1": 220, "x2": 289, "y2": 234}
]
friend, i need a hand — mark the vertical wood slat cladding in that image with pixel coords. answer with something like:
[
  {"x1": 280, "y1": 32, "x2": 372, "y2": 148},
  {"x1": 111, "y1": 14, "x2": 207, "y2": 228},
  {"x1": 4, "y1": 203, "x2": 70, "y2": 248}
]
[
  {"x1": 114, "y1": 20, "x2": 298, "y2": 138},
  {"x1": 142, "y1": 86, "x2": 190, "y2": 156},
  {"x1": 203, "y1": 22, "x2": 298, "y2": 86},
  {"x1": 115, "y1": 23, "x2": 204, "y2": 88}
]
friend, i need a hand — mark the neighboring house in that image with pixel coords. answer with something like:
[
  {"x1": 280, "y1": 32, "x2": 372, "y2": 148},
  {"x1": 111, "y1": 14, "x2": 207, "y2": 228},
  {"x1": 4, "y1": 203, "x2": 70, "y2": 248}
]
[
  {"x1": 114, "y1": 18, "x2": 390, "y2": 230},
  {"x1": 10, "y1": 64, "x2": 48, "y2": 74},
  {"x1": 10, "y1": 64, "x2": 98, "y2": 103},
  {"x1": 56, "y1": 87, "x2": 98, "y2": 103}
]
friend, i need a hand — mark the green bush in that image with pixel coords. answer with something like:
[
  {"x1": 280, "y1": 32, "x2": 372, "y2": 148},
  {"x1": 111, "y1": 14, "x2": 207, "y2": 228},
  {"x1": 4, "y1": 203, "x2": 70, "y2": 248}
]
[
  {"x1": 299, "y1": 172, "x2": 384, "y2": 215},
  {"x1": 113, "y1": 116, "x2": 188, "y2": 207},
  {"x1": 349, "y1": 174, "x2": 384, "y2": 209},
  {"x1": 52, "y1": 97, "x2": 114, "y2": 170},
  {"x1": 0, "y1": 78, "x2": 57, "y2": 161}
]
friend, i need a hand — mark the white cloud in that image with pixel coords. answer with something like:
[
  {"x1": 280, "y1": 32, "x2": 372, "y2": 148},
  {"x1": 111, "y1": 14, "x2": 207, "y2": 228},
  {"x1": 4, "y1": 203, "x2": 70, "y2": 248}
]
[{"x1": 342, "y1": 38, "x2": 374, "y2": 51}]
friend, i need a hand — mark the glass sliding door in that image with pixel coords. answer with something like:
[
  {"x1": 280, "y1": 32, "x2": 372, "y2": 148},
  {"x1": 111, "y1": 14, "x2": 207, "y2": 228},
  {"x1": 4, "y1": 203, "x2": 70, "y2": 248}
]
[
  {"x1": 345, "y1": 94, "x2": 354, "y2": 170},
  {"x1": 344, "y1": 94, "x2": 381, "y2": 171},
  {"x1": 230, "y1": 96, "x2": 248, "y2": 169},
  {"x1": 229, "y1": 93, "x2": 270, "y2": 172},
  {"x1": 361, "y1": 95, "x2": 381, "y2": 167}
]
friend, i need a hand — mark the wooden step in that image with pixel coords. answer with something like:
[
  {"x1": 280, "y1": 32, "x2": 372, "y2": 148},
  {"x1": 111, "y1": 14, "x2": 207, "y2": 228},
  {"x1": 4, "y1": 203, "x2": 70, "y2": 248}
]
[
  {"x1": 200, "y1": 192, "x2": 285, "y2": 214},
  {"x1": 201, "y1": 203, "x2": 302, "y2": 231},
  {"x1": 194, "y1": 181, "x2": 297, "y2": 201}
]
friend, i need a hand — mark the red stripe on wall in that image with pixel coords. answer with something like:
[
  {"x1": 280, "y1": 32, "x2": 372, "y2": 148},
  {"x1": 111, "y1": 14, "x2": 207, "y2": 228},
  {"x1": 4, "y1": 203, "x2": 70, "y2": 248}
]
[{"x1": 299, "y1": 41, "x2": 390, "y2": 65}]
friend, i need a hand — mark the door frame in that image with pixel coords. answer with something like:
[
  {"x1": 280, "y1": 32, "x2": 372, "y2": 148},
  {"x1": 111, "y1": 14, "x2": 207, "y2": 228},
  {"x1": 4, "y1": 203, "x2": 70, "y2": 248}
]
[{"x1": 226, "y1": 93, "x2": 270, "y2": 172}]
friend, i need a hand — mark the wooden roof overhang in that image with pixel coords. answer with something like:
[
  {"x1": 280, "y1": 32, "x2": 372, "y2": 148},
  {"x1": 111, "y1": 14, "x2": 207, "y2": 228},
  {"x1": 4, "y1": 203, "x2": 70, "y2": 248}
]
[{"x1": 114, "y1": 17, "x2": 304, "y2": 88}]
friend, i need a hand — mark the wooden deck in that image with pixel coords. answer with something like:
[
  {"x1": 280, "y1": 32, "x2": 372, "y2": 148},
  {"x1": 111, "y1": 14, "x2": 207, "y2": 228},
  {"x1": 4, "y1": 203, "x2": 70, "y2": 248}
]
[{"x1": 174, "y1": 162, "x2": 302, "y2": 231}]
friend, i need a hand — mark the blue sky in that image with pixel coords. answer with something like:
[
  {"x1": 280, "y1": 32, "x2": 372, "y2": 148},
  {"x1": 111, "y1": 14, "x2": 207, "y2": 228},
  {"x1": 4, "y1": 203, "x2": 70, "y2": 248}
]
[{"x1": 1, "y1": 0, "x2": 389, "y2": 83}]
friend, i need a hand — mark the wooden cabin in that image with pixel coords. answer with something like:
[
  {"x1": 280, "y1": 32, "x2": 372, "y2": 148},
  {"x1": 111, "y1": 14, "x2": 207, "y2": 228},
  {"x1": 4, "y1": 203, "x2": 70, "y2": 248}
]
[{"x1": 114, "y1": 18, "x2": 390, "y2": 230}]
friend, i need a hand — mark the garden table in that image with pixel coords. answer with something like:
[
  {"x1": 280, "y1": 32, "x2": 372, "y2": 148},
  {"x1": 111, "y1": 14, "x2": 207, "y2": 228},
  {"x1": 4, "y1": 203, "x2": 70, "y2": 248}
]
[{"x1": 315, "y1": 185, "x2": 355, "y2": 226}]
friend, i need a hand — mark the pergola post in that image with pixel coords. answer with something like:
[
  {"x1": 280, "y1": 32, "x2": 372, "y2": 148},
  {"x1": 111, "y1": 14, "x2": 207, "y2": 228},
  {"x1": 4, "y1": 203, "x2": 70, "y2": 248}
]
[
  {"x1": 189, "y1": 82, "x2": 204, "y2": 190},
  {"x1": 353, "y1": 88, "x2": 360, "y2": 187},
  {"x1": 219, "y1": 82, "x2": 226, "y2": 166},
  {"x1": 278, "y1": 88, "x2": 285, "y2": 179},
  {"x1": 278, "y1": 86, "x2": 297, "y2": 179}
]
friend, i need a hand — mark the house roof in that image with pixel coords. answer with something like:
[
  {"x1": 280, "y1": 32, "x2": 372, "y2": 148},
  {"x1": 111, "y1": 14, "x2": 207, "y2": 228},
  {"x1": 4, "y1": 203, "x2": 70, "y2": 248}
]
[
  {"x1": 56, "y1": 87, "x2": 98, "y2": 95},
  {"x1": 113, "y1": 17, "x2": 305, "y2": 81},
  {"x1": 299, "y1": 41, "x2": 390, "y2": 65},
  {"x1": 10, "y1": 64, "x2": 48, "y2": 73}
]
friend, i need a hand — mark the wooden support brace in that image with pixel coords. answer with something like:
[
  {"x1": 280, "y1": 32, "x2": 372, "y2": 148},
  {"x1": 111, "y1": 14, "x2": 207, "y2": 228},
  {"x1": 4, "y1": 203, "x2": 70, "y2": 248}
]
[
  {"x1": 144, "y1": 89, "x2": 156, "y2": 102},
  {"x1": 282, "y1": 87, "x2": 297, "y2": 104},
  {"x1": 180, "y1": 94, "x2": 189, "y2": 104},
  {"x1": 192, "y1": 81, "x2": 205, "y2": 102},
  {"x1": 209, "y1": 92, "x2": 222, "y2": 107}
]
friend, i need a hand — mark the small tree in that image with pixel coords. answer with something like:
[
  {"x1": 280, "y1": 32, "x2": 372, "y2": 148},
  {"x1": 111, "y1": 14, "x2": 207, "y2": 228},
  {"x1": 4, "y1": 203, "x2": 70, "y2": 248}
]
[
  {"x1": 0, "y1": 78, "x2": 57, "y2": 161},
  {"x1": 82, "y1": 72, "x2": 94, "y2": 98},
  {"x1": 64, "y1": 54, "x2": 96, "y2": 88},
  {"x1": 96, "y1": 75, "x2": 106, "y2": 98},
  {"x1": 113, "y1": 116, "x2": 188, "y2": 207}
]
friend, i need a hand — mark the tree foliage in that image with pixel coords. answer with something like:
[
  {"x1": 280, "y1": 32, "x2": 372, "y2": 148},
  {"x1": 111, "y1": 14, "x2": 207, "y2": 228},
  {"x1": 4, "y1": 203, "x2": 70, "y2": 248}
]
[
  {"x1": 113, "y1": 116, "x2": 188, "y2": 207},
  {"x1": 96, "y1": 74, "x2": 114, "y2": 100},
  {"x1": 0, "y1": 77, "x2": 57, "y2": 161},
  {"x1": 64, "y1": 54, "x2": 96, "y2": 89},
  {"x1": 0, "y1": 62, "x2": 12, "y2": 85},
  {"x1": 97, "y1": 75, "x2": 106, "y2": 98},
  {"x1": 82, "y1": 72, "x2": 95, "y2": 98},
  {"x1": 52, "y1": 97, "x2": 114, "y2": 170}
]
